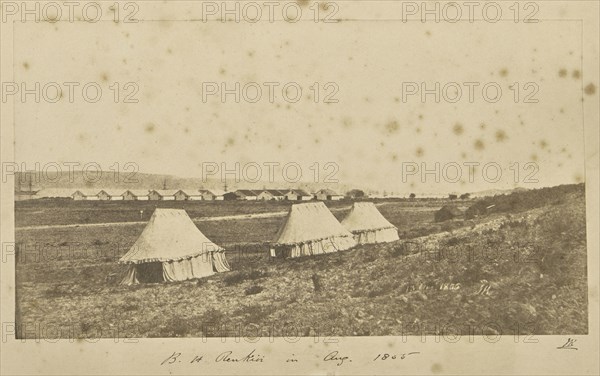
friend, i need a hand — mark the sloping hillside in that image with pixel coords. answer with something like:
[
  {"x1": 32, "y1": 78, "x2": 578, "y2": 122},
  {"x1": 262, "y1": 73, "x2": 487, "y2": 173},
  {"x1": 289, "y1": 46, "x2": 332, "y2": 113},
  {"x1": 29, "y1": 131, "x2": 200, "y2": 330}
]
[{"x1": 15, "y1": 184, "x2": 587, "y2": 338}]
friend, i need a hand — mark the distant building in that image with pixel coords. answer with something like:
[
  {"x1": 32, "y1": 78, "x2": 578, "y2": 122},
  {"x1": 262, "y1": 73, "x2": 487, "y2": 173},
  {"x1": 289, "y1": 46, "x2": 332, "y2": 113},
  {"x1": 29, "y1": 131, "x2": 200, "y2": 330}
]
[
  {"x1": 122, "y1": 190, "x2": 150, "y2": 201},
  {"x1": 174, "y1": 190, "x2": 190, "y2": 201},
  {"x1": 315, "y1": 189, "x2": 344, "y2": 201},
  {"x1": 187, "y1": 191, "x2": 204, "y2": 201},
  {"x1": 199, "y1": 189, "x2": 225, "y2": 201},
  {"x1": 97, "y1": 190, "x2": 125, "y2": 201},
  {"x1": 35, "y1": 188, "x2": 74, "y2": 199},
  {"x1": 172, "y1": 189, "x2": 203, "y2": 201},
  {"x1": 14, "y1": 190, "x2": 40, "y2": 201},
  {"x1": 257, "y1": 190, "x2": 287, "y2": 201},
  {"x1": 72, "y1": 190, "x2": 100, "y2": 201},
  {"x1": 285, "y1": 189, "x2": 312, "y2": 201},
  {"x1": 148, "y1": 190, "x2": 178, "y2": 201},
  {"x1": 232, "y1": 189, "x2": 261, "y2": 200}
]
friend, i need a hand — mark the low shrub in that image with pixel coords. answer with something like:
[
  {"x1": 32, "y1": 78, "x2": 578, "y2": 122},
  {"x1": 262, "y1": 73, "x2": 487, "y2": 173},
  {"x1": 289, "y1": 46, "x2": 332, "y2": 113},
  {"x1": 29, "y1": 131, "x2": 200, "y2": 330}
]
[{"x1": 245, "y1": 285, "x2": 264, "y2": 295}]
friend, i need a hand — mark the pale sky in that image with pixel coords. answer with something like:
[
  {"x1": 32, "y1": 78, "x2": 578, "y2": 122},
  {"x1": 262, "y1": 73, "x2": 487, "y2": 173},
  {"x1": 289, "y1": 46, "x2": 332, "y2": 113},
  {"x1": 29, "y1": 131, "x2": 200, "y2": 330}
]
[{"x1": 11, "y1": 1, "x2": 598, "y2": 193}]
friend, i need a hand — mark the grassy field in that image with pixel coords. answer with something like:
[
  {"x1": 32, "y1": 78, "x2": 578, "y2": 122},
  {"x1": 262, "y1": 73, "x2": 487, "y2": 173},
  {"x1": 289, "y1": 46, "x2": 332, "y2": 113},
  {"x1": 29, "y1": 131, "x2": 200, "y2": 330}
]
[
  {"x1": 14, "y1": 197, "x2": 461, "y2": 228},
  {"x1": 14, "y1": 185, "x2": 588, "y2": 338}
]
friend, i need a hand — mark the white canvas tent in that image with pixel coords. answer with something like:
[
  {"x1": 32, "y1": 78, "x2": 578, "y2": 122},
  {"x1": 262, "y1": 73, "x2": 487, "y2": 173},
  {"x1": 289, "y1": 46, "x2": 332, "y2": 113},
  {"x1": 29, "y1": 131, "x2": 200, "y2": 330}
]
[
  {"x1": 119, "y1": 209, "x2": 230, "y2": 285},
  {"x1": 271, "y1": 202, "x2": 357, "y2": 258},
  {"x1": 341, "y1": 202, "x2": 399, "y2": 244}
]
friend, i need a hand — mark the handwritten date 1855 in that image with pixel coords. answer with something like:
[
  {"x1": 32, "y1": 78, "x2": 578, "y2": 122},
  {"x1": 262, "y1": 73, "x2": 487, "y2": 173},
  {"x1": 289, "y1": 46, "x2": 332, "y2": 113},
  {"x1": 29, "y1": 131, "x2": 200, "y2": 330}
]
[{"x1": 373, "y1": 352, "x2": 421, "y2": 361}]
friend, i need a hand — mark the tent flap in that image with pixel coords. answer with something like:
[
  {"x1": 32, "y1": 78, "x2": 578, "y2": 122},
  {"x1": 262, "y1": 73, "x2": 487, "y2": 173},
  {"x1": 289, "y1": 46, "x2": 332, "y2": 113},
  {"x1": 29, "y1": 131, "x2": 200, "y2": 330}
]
[{"x1": 354, "y1": 227, "x2": 399, "y2": 244}]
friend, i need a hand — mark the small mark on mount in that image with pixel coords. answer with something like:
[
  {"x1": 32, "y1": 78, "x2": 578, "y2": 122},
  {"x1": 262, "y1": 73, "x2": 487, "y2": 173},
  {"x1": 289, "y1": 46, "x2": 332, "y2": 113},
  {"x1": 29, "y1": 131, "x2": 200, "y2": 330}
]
[
  {"x1": 474, "y1": 139, "x2": 485, "y2": 151},
  {"x1": 145, "y1": 123, "x2": 156, "y2": 133},
  {"x1": 495, "y1": 129, "x2": 507, "y2": 142},
  {"x1": 584, "y1": 83, "x2": 596, "y2": 95},
  {"x1": 452, "y1": 123, "x2": 464, "y2": 136},
  {"x1": 385, "y1": 121, "x2": 399, "y2": 134}
]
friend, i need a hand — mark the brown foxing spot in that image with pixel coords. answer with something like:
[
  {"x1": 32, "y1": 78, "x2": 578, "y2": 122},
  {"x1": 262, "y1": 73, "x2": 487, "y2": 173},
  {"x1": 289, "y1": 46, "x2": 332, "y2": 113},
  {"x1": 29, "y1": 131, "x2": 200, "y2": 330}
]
[
  {"x1": 297, "y1": 0, "x2": 310, "y2": 7},
  {"x1": 219, "y1": 67, "x2": 226, "y2": 75},
  {"x1": 23, "y1": 62, "x2": 29, "y2": 70},
  {"x1": 558, "y1": 69, "x2": 567, "y2": 77},
  {"x1": 247, "y1": 50, "x2": 255, "y2": 57},
  {"x1": 574, "y1": 174, "x2": 583, "y2": 183},
  {"x1": 391, "y1": 154, "x2": 398, "y2": 162},
  {"x1": 418, "y1": 114, "x2": 423, "y2": 120},
  {"x1": 145, "y1": 123, "x2": 155, "y2": 133},
  {"x1": 415, "y1": 127, "x2": 422, "y2": 134},
  {"x1": 415, "y1": 147, "x2": 424, "y2": 157},
  {"x1": 226, "y1": 137, "x2": 235, "y2": 146},
  {"x1": 474, "y1": 139, "x2": 485, "y2": 150},
  {"x1": 385, "y1": 121, "x2": 399, "y2": 134},
  {"x1": 495, "y1": 129, "x2": 508, "y2": 142},
  {"x1": 539, "y1": 140, "x2": 548, "y2": 149},
  {"x1": 531, "y1": 154, "x2": 538, "y2": 162},
  {"x1": 452, "y1": 123, "x2": 464, "y2": 135},
  {"x1": 479, "y1": 123, "x2": 486, "y2": 130},
  {"x1": 100, "y1": 73, "x2": 109, "y2": 82},
  {"x1": 572, "y1": 70, "x2": 581, "y2": 79},
  {"x1": 342, "y1": 118, "x2": 353, "y2": 129},
  {"x1": 584, "y1": 83, "x2": 596, "y2": 95},
  {"x1": 431, "y1": 363, "x2": 443, "y2": 373},
  {"x1": 499, "y1": 68, "x2": 508, "y2": 77}
]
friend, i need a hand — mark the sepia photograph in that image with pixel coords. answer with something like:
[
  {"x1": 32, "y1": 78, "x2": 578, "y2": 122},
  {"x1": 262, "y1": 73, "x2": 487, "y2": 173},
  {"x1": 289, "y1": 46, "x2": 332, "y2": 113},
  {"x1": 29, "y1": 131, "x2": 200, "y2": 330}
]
[{"x1": 1, "y1": 0, "x2": 598, "y2": 375}]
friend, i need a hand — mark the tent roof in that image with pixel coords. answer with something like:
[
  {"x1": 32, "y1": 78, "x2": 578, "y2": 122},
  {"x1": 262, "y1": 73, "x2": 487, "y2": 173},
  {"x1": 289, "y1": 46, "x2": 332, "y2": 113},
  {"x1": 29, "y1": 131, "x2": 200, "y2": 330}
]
[
  {"x1": 236, "y1": 189, "x2": 260, "y2": 196},
  {"x1": 99, "y1": 189, "x2": 126, "y2": 196},
  {"x1": 150, "y1": 189, "x2": 179, "y2": 196},
  {"x1": 119, "y1": 209, "x2": 223, "y2": 264},
  {"x1": 341, "y1": 202, "x2": 397, "y2": 232},
  {"x1": 317, "y1": 189, "x2": 342, "y2": 196},
  {"x1": 199, "y1": 189, "x2": 226, "y2": 196},
  {"x1": 274, "y1": 202, "x2": 354, "y2": 245},
  {"x1": 73, "y1": 189, "x2": 100, "y2": 196},
  {"x1": 288, "y1": 189, "x2": 311, "y2": 196},
  {"x1": 124, "y1": 189, "x2": 150, "y2": 196}
]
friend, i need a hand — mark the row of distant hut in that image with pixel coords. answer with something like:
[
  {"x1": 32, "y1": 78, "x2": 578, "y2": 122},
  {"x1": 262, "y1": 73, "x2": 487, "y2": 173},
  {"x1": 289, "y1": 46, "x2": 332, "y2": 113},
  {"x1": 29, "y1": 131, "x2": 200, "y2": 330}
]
[{"x1": 60, "y1": 188, "x2": 347, "y2": 201}]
